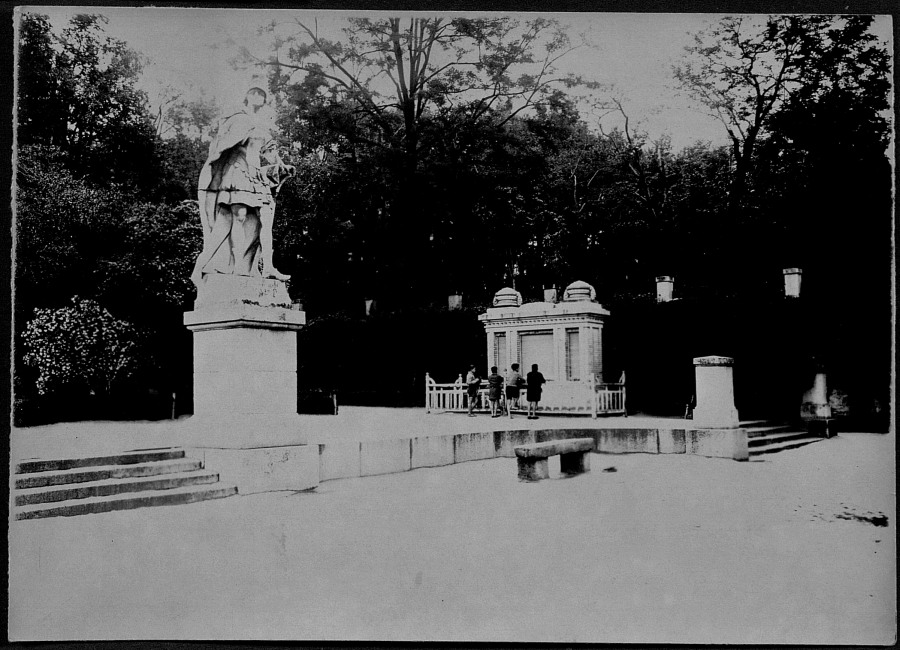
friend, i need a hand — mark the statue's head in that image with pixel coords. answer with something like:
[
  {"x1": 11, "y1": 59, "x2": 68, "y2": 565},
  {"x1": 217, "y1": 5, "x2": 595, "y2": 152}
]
[{"x1": 244, "y1": 87, "x2": 268, "y2": 109}]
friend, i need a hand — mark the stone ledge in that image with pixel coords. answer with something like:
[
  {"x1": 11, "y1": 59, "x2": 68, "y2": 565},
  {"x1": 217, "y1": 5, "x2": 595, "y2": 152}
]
[
  {"x1": 184, "y1": 304, "x2": 305, "y2": 331},
  {"x1": 514, "y1": 438, "x2": 594, "y2": 458}
]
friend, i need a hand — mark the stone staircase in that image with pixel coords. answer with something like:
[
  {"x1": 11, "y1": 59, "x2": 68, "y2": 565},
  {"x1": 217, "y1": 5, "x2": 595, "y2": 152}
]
[
  {"x1": 13, "y1": 448, "x2": 237, "y2": 520},
  {"x1": 744, "y1": 420, "x2": 826, "y2": 457}
]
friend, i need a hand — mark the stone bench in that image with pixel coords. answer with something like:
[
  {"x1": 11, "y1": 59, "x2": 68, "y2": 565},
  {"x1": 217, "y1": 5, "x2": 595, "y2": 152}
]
[{"x1": 514, "y1": 438, "x2": 594, "y2": 481}]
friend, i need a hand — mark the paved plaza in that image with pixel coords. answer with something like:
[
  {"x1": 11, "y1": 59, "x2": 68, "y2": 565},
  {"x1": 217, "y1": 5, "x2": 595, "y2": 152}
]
[
  {"x1": 10, "y1": 407, "x2": 688, "y2": 461},
  {"x1": 8, "y1": 412, "x2": 896, "y2": 644}
]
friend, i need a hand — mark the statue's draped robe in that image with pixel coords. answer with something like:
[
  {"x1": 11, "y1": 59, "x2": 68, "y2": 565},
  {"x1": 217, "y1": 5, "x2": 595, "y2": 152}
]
[{"x1": 197, "y1": 111, "x2": 275, "y2": 276}]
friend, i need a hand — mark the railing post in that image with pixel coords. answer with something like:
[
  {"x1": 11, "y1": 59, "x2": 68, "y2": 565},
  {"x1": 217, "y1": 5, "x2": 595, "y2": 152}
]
[{"x1": 425, "y1": 373, "x2": 431, "y2": 413}]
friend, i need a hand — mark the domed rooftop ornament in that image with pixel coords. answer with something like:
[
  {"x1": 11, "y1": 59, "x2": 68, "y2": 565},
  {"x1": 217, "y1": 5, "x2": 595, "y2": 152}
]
[
  {"x1": 492, "y1": 287, "x2": 522, "y2": 308},
  {"x1": 563, "y1": 280, "x2": 596, "y2": 302}
]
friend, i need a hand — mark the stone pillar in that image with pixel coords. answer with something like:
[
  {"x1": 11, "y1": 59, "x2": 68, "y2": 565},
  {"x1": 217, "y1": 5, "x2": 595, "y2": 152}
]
[
  {"x1": 578, "y1": 325, "x2": 590, "y2": 381},
  {"x1": 485, "y1": 331, "x2": 495, "y2": 375},
  {"x1": 507, "y1": 329, "x2": 517, "y2": 369},
  {"x1": 594, "y1": 325, "x2": 604, "y2": 379},
  {"x1": 783, "y1": 268, "x2": 802, "y2": 298},
  {"x1": 656, "y1": 276, "x2": 674, "y2": 302},
  {"x1": 692, "y1": 356, "x2": 739, "y2": 428},
  {"x1": 801, "y1": 371, "x2": 832, "y2": 420},
  {"x1": 553, "y1": 326, "x2": 566, "y2": 381},
  {"x1": 543, "y1": 286, "x2": 558, "y2": 303},
  {"x1": 182, "y1": 275, "x2": 318, "y2": 493},
  {"x1": 447, "y1": 294, "x2": 462, "y2": 310}
]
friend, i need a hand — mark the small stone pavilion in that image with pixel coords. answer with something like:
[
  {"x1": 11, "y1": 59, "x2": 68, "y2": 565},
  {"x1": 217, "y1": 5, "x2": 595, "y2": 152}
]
[{"x1": 478, "y1": 280, "x2": 619, "y2": 411}]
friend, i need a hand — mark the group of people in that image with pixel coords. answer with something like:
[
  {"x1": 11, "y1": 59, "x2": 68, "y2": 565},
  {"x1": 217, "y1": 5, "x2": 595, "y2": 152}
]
[{"x1": 465, "y1": 363, "x2": 546, "y2": 419}]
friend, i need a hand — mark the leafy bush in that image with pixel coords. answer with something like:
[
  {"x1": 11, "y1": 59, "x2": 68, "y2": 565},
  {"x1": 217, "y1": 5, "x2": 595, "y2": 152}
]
[{"x1": 22, "y1": 296, "x2": 144, "y2": 398}]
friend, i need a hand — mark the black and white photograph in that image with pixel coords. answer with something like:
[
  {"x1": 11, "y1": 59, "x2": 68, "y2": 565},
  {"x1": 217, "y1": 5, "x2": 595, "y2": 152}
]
[{"x1": 7, "y1": 5, "x2": 896, "y2": 644}]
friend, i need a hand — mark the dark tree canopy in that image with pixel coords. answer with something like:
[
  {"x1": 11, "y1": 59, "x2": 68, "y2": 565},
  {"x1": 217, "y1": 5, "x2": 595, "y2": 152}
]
[
  {"x1": 673, "y1": 15, "x2": 890, "y2": 215},
  {"x1": 17, "y1": 13, "x2": 160, "y2": 193}
]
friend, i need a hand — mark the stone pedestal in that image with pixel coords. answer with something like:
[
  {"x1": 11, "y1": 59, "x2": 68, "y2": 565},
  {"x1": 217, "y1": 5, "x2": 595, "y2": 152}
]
[
  {"x1": 656, "y1": 276, "x2": 674, "y2": 302},
  {"x1": 183, "y1": 275, "x2": 317, "y2": 493},
  {"x1": 783, "y1": 268, "x2": 802, "y2": 298},
  {"x1": 800, "y1": 372, "x2": 832, "y2": 420},
  {"x1": 800, "y1": 371, "x2": 836, "y2": 437},
  {"x1": 692, "y1": 356, "x2": 739, "y2": 429}
]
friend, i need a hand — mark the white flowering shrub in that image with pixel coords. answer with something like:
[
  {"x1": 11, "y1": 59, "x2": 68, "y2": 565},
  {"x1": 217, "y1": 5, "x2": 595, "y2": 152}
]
[{"x1": 22, "y1": 296, "x2": 142, "y2": 397}]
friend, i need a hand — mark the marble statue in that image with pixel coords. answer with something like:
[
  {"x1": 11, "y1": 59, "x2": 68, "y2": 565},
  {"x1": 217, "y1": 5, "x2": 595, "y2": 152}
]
[{"x1": 191, "y1": 86, "x2": 295, "y2": 288}]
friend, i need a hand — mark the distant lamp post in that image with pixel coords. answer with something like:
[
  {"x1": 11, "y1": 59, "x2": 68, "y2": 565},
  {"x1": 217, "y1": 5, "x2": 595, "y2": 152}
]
[
  {"x1": 783, "y1": 268, "x2": 802, "y2": 298},
  {"x1": 656, "y1": 276, "x2": 674, "y2": 303}
]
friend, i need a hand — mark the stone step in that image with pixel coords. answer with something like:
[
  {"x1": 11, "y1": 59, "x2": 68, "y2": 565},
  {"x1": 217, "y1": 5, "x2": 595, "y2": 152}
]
[
  {"x1": 14, "y1": 459, "x2": 204, "y2": 490},
  {"x1": 749, "y1": 437, "x2": 822, "y2": 456},
  {"x1": 15, "y1": 470, "x2": 221, "y2": 507},
  {"x1": 748, "y1": 430, "x2": 819, "y2": 447},
  {"x1": 16, "y1": 448, "x2": 186, "y2": 474},
  {"x1": 740, "y1": 420, "x2": 774, "y2": 428},
  {"x1": 15, "y1": 484, "x2": 238, "y2": 521},
  {"x1": 744, "y1": 425, "x2": 796, "y2": 438}
]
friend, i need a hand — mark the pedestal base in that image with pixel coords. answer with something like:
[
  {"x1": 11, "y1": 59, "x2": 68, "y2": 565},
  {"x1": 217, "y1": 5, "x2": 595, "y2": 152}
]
[
  {"x1": 805, "y1": 418, "x2": 838, "y2": 439},
  {"x1": 688, "y1": 428, "x2": 749, "y2": 461},
  {"x1": 692, "y1": 406, "x2": 740, "y2": 429},
  {"x1": 190, "y1": 443, "x2": 319, "y2": 494},
  {"x1": 184, "y1": 275, "x2": 310, "y2": 478},
  {"x1": 800, "y1": 402, "x2": 832, "y2": 420}
]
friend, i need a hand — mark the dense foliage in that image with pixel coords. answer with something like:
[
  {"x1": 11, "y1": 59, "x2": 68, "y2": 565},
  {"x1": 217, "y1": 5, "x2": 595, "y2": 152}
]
[
  {"x1": 13, "y1": 12, "x2": 892, "y2": 429},
  {"x1": 22, "y1": 297, "x2": 143, "y2": 397}
]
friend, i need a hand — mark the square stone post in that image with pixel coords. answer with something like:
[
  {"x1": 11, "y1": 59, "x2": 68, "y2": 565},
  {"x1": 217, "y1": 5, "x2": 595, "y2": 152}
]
[
  {"x1": 783, "y1": 268, "x2": 802, "y2": 298},
  {"x1": 690, "y1": 356, "x2": 747, "y2": 460},
  {"x1": 656, "y1": 276, "x2": 674, "y2": 302},
  {"x1": 692, "y1": 356, "x2": 740, "y2": 428},
  {"x1": 181, "y1": 275, "x2": 318, "y2": 493}
]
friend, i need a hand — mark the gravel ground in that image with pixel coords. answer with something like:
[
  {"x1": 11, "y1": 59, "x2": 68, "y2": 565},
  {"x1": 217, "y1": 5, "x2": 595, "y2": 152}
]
[{"x1": 8, "y1": 430, "x2": 895, "y2": 643}]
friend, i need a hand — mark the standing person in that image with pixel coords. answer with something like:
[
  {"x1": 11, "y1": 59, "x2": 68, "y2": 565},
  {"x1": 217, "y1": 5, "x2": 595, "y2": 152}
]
[
  {"x1": 487, "y1": 366, "x2": 505, "y2": 417},
  {"x1": 505, "y1": 363, "x2": 525, "y2": 418},
  {"x1": 465, "y1": 364, "x2": 480, "y2": 417},
  {"x1": 526, "y1": 363, "x2": 546, "y2": 419}
]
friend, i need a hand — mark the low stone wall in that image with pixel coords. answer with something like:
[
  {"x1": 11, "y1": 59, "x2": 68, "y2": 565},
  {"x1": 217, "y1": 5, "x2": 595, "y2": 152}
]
[
  {"x1": 197, "y1": 426, "x2": 748, "y2": 494},
  {"x1": 313, "y1": 426, "x2": 748, "y2": 486}
]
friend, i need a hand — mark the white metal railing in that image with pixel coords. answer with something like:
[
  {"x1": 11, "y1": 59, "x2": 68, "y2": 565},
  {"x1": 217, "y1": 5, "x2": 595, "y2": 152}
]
[
  {"x1": 426, "y1": 372, "x2": 626, "y2": 417},
  {"x1": 425, "y1": 373, "x2": 491, "y2": 413},
  {"x1": 591, "y1": 381, "x2": 627, "y2": 418}
]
